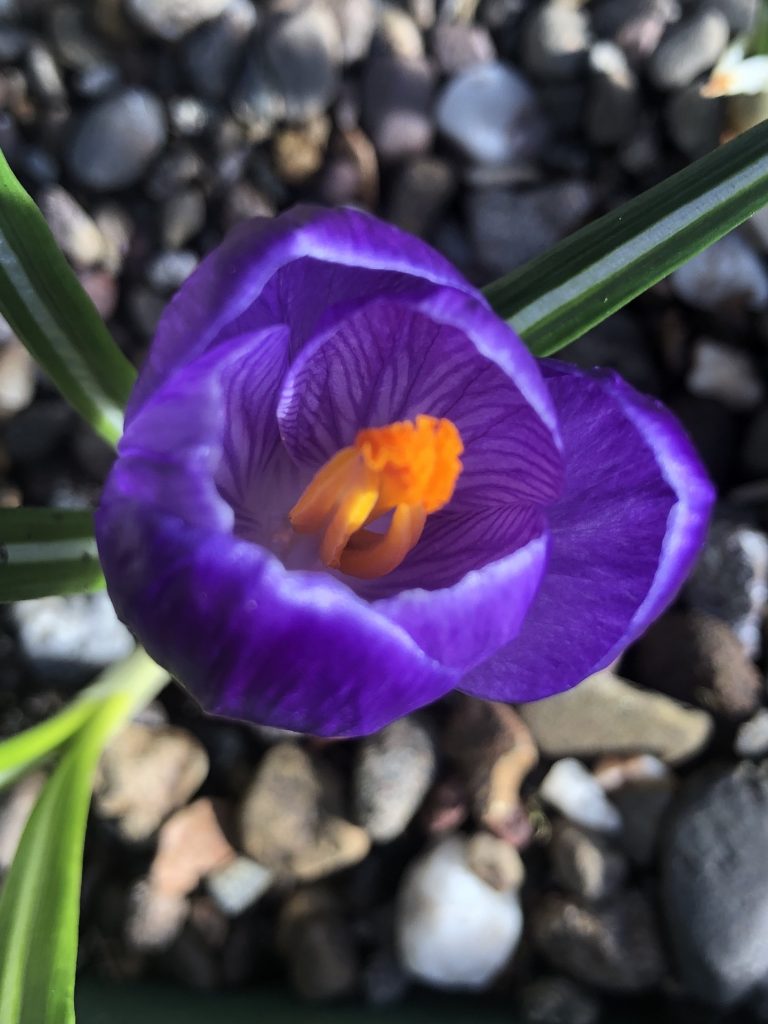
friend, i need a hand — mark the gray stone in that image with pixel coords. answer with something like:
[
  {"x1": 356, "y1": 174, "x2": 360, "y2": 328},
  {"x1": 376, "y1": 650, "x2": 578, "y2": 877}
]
[
  {"x1": 586, "y1": 41, "x2": 639, "y2": 146},
  {"x1": 183, "y1": 0, "x2": 257, "y2": 101},
  {"x1": 743, "y1": 407, "x2": 768, "y2": 478},
  {"x1": 540, "y1": 759, "x2": 623, "y2": 834},
  {"x1": 147, "y1": 250, "x2": 199, "y2": 293},
  {"x1": 436, "y1": 62, "x2": 543, "y2": 166},
  {"x1": 396, "y1": 836, "x2": 523, "y2": 990},
  {"x1": 687, "y1": 338, "x2": 764, "y2": 412},
  {"x1": 661, "y1": 762, "x2": 768, "y2": 1007},
  {"x1": 519, "y1": 976, "x2": 601, "y2": 1024},
  {"x1": 374, "y1": 3, "x2": 425, "y2": 59},
  {"x1": 38, "y1": 185, "x2": 106, "y2": 270},
  {"x1": 710, "y1": 0, "x2": 757, "y2": 32},
  {"x1": 126, "y1": 0, "x2": 231, "y2": 42},
  {"x1": 735, "y1": 709, "x2": 768, "y2": 759},
  {"x1": 162, "y1": 187, "x2": 206, "y2": 248},
  {"x1": 666, "y1": 86, "x2": 724, "y2": 159},
  {"x1": 49, "y1": 4, "x2": 110, "y2": 72},
  {"x1": 13, "y1": 592, "x2": 134, "y2": 684},
  {"x1": 671, "y1": 232, "x2": 768, "y2": 312},
  {"x1": 431, "y1": 21, "x2": 496, "y2": 75},
  {"x1": 362, "y1": 54, "x2": 433, "y2": 162},
  {"x1": 520, "y1": 670, "x2": 713, "y2": 764},
  {"x1": 168, "y1": 96, "x2": 211, "y2": 136},
  {"x1": 649, "y1": 9, "x2": 729, "y2": 90},
  {"x1": 592, "y1": 0, "x2": 680, "y2": 64},
  {"x1": 328, "y1": 0, "x2": 376, "y2": 63},
  {"x1": 612, "y1": 777, "x2": 675, "y2": 866},
  {"x1": 533, "y1": 891, "x2": 666, "y2": 993},
  {"x1": 353, "y1": 717, "x2": 436, "y2": 842},
  {"x1": 206, "y1": 856, "x2": 273, "y2": 916},
  {"x1": 467, "y1": 180, "x2": 594, "y2": 276},
  {"x1": 685, "y1": 523, "x2": 768, "y2": 659},
  {"x1": 26, "y1": 42, "x2": 66, "y2": 106},
  {"x1": 67, "y1": 88, "x2": 167, "y2": 191},
  {"x1": 0, "y1": 26, "x2": 31, "y2": 64},
  {"x1": 521, "y1": 0, "x2": 591, "y2": 81},
  {"x1": 387, "y1": 156, "x2": 456, "y2": 238},
  {"x1": 549, "y1": 822, "x2": 628, "y2": 902}
]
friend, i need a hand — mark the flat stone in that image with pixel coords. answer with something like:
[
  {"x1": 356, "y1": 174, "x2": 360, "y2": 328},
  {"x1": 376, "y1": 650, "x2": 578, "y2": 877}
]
[
  {"x1": 396, "y1": 836, "x2": 523, "y2": 990},
  {"x1": 520, "y1": 669, "x2": 713, "y2": 764},
  {"x1": 661, "y1": 762, "x2": 768, "y2": 1007},
  {"x1": 94, "y1": 722, "x2": 209, "y2": 841}
]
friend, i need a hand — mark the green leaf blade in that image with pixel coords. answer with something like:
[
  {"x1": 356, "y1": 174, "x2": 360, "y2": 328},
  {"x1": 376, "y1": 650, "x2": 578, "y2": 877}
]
[
  {"x1": 0, "y1": 509, "x2": 103, "y2": 601},
  {"x1": 0, "y1": 149, "x2": 135, "y2": 446},
  {"x1": 484, "y1": 119, "x2": 768, "y2": 355}
]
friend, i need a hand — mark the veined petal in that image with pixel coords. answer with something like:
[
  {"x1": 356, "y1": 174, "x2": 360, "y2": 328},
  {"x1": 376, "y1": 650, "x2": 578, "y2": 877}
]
[
  {"x1": 127, "y1": 206, "x2": 480, "y2": 418},
  {"x1": 462, "y1": 361, "x2": 715, "y2": 703}
]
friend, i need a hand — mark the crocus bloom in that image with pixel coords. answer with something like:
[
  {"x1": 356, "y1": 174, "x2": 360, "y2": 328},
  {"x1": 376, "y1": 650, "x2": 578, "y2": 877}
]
[{"x1": 96, "y1": 207, "x2": 714, "y2": 737}]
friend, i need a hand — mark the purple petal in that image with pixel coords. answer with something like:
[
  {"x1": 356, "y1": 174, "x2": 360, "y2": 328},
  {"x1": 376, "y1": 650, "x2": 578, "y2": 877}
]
[
  {"x1": 128, "y1": 205, "x2": 479, "y2": 417},
  {"x1": 461, "y1": 361, "x2": 715, "y2": 703}
]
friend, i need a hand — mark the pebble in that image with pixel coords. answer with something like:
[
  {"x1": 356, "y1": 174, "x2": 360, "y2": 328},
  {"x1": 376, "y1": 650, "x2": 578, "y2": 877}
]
[
  {"x1": 518, "y1": 976, "x2": 601, "y2": 1024},
  {"x1": 183, "y1": 0, "x2": 257, "y2": 101},
  {"x1": 328, "y1": 0, "x2": 376, "y2": 64},
  {"x1": 431, "y1": 21, "x2": 496, "y2": 75},
  {"x1": 272, "y1": 116, "x2": 331, "y2": 184},
  {"x1": 238, "y1": 743, "x2": 370, "y2": 881},
  {"x1": 278, "y1": 888, "x2": 359, "y2": 1001},
  {"x1": 549, "y1": 822, "x2": 627, "y2": 903},
  {"x1": 586, "y1": 41, "x2": 639, "y2": 147},
  {"x1": 648, "y1": 9, "x2": 729, "y2": 90},
  {"x1": 749, "y1": 204, "x2": 768, "y2": 254},
  {"x1": 38, "y1": 185, "x2": 106, "y2": 270},
  {"x1": 539, "y1": 759, "x2": 623, "y2": 834},
  {"x1": 125, "y1": 0, "x2": 231, "y2": 42},
  {"x1": 520, "y1": 669, "x2": 713, "y2": 765},
  {"x1": 353, "y1": 717, "x2": 436, "y2": 843},
  {"x1": 687, "y1": 338, "x2": 764, "y2": 412},
  {"x1": 612, "y1": 775, "x2": 676, "y2": 866},
  {"x1": 362, "y1": 54, "x2": 433, "y2": 162},
  {"x1": 743, "y1": 407, "x2": 768, "y2": 479},
  {"x1": 66, "y1": 88, "x2": 167, "y2": 191},
  {"x1": 5, "y1": 399, "x2": 73, "y2": 463},
  {"x1": 374, "y1": 3, "x2": 425, "y2": 59},
  {"x1": 671, "y1": 232, "x2": 768, "y2": 312},
  {"x1": 146, "y1": 250, "x2": 199, "y2": 294},
  {"x1": 520, "y1": 0, "x2": 591, "y2": 81},
  {"x1": 26, "y1": 41, "x2": 66, "y2": 107},
  {"x1": 532, "y1": 891, "x2": 666, "y2": 992},
  {"x1": 473, "y1": 178, "x2": 595, "y2": 273},
  {"x1": 630, "y1": 610, "x2": 762, "y2": 720},
  {"x1": 465, "y1": 831, "x2": 525, "y2": 892},
  {"x1": 126, "y1": 880, "x2": 189, "y2": 951},
  {"x1": 669, "y1": 394, "x2": 739, "y2": 491},
  {"x1": 206, "y1": 856, "x2": 274, "y2": 916},
  {"x1": 149, "y1": 798, "x2": 235, "y2": 899},
  {"x1": 161, "y1": 187, "x2": 206, "y2": 248},
  {"x1": 666, "y1": 86, "x2": 723, "y2": 160},
  {"x1": 686, "y1": 523, "x2": 768, "y2": 658},
  {"x1": 444, "y1": 697, "x2": 538, "y2": 845},
  {"x1": 661, "y1": 762, "x2": 768, "y2": 1007},
  {"x1": 396, "y1": 836, "x2": 523, "y2": 990},
  {"x1": 0, "y1": 26, "x2": 31, "y2": 64},
  {"x1": 734, "y1": 708, "x2": 768, "y2": 759},
  {"x1": 435, "y1": 61, "x2": 543, "y2": 166},
  {"x1": 592, "y1": 0, "x2": 678, "y2": 63},
  {"x1": 93, "y1": 722, "x2": 209, "y2": 842},
  {"x1": 387, "y1": 156, "x2": 456, "y2": 238},
  {"x1": 0, "y1": 340, "x2": 35, "y2": 419},
  {"x1": 12, "y1": 592, "x2": 135, "y2": 685}
]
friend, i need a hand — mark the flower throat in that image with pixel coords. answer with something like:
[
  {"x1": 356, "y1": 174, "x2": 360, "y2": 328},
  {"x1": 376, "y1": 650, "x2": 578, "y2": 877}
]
[{"x1": 289, "y1": 415, "x2": 464, "y2": 579}]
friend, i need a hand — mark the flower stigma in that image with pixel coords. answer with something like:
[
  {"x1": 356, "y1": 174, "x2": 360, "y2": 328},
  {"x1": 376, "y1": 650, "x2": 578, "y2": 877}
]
[{"x1": 289, "y1": 415, "x2": 464, "y2": 579}]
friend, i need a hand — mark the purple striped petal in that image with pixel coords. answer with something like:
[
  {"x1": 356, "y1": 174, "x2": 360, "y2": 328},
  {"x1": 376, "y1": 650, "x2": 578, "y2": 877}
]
[{"x1": 461, "y1": 361, "x2": 715, "y2": 703}]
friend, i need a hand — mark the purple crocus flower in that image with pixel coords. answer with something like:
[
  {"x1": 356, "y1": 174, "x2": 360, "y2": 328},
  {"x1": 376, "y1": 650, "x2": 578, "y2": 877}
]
[{"x1": 95, "y1": 207, "x2": 714, "y2": 737}]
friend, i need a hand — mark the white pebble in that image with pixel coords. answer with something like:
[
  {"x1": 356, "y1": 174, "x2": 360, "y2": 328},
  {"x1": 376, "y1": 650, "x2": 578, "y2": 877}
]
[
  {"x1": 396, "y1": 836, "x2": 523, "y2": 990},
  {"x1": 540, "y1": 758, "x2": 622, "y2": 834},
  {"x1": 735, "y1": 709, "x2": 768, "y2": 759},
  {"x1": 206, "y1": 856, "x2": 273, "y2": 916}
]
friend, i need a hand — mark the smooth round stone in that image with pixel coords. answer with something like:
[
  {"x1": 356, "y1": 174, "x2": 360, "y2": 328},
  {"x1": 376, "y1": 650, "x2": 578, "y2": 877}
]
[
  {"x1": 666, "y1": 85, "x2": 723, "y2": 160},
  {"x1": 648, "y1": 9, "x2": 730, "y2": 90},
  {"x1": 66, "y1": 88, "x2": 167, "y2": 191},
  {"x1": 671, "y1": 232, "x2": 768, "y2": 312},
  {"x1": 126, "y1": 0, "x2": 231, "y2": 42},
  {"x1": 436, "y1": 61, "x2": 543, "y2": 165},
  {"x1": 520, "y1": 0, "x2": 591, "y2": 81},
  {"x1": 540, "y1": 758, "x2": 622, "y2": 834},
  {"x1": 396, "y1": 836, "x2": 523, "y2": 990}
]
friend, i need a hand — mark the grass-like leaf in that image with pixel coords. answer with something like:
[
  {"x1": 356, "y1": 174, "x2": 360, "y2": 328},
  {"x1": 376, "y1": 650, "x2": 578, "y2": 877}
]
[
  {"x1": 0, "y1": 650, "x2": 167, "y2": 1024},
  {"x1": 0, "y1": 508, "x2": 103, "y2": 601},
  {"x1": 484, "y1": 119, "x2": 768, "y2": 355},
  {"x1": 0, "y1": 149, "x2": 135, "y2": 446}
]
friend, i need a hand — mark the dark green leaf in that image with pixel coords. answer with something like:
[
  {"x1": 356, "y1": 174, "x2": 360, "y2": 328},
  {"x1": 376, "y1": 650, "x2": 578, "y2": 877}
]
[
  {"x1": 0, "y1": 149, "x2": 135, "y2": 446},
  {"x1": 484, "y1": 119, "x2": 768, "y2": 356},
  {"x1": 0, "y1": 508, "x2": 103, "y2": 601}
]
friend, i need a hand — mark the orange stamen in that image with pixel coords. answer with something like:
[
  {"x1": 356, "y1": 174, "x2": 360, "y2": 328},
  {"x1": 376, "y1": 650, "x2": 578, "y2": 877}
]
[{"x1": 289, "y1": 415, "x2": 463, "y2": 579}]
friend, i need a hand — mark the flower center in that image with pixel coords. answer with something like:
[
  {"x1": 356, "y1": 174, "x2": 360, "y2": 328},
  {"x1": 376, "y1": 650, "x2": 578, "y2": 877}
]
[{"x1": 289, "y1": 415, "x2": 464, "y2": 579}]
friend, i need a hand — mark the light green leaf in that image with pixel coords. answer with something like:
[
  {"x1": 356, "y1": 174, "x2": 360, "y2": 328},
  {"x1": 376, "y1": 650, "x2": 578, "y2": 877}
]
[
  {"x1": 0, "y1": 149, "x2": 135, "y2": 447},
  {"x1": 0, "y1": 650, "x2": 167, "y2": 1024},
  {"x1": 484, "y1": 119, "x2": 768, "y2": 356},
  {"x1": 0, "y1": 508, "x2": 103, "y2": 601}
]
